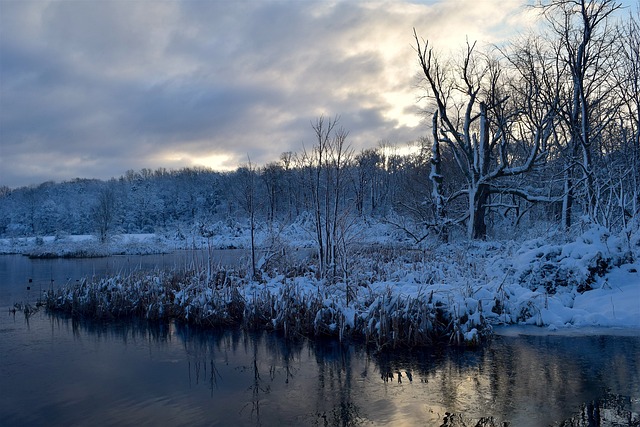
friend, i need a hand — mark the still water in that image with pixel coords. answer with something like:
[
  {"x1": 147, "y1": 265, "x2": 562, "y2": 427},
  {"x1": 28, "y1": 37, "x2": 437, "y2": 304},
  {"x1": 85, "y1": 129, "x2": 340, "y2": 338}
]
[{"x1": 1, "y1": 254, "x2": 639, "y2": 426}]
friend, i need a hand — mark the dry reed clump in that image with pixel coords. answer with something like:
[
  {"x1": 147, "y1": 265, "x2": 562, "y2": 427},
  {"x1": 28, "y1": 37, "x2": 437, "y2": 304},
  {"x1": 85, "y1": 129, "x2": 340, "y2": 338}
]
[{"x1": 45, "y1": 267, "x2": 491, "y2": 348}]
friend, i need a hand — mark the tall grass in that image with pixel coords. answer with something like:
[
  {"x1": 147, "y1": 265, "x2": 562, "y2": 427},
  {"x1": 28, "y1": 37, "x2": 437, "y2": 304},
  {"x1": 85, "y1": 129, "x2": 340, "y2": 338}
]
[{"x1": 45, "y1": 263, "x2": 490, "y2": 349}]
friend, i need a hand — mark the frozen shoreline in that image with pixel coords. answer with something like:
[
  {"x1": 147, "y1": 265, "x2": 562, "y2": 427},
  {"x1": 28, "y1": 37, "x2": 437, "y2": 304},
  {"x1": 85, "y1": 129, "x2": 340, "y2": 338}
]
[{"x1": 8, "y1": 223, "x2": 640, "y2": 346}]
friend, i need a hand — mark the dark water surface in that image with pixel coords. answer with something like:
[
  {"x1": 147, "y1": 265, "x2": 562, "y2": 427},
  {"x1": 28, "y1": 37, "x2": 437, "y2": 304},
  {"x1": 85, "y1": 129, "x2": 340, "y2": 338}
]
[{"x1": 1, "y1": 254, "x2": 639, "y2": 426}]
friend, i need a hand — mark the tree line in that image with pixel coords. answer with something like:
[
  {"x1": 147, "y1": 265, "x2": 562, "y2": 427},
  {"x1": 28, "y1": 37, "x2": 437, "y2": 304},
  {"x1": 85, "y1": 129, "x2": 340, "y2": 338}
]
[{"x1": 0, "y1": 143, "x2": 407, "y2": 238}]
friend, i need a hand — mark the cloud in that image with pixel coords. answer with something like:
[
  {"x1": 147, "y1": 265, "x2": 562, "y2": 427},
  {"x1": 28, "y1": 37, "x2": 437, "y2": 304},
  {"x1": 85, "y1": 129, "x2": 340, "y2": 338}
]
[{"x1": 0, "y1": 0, "x2": 535, "y2": 188}]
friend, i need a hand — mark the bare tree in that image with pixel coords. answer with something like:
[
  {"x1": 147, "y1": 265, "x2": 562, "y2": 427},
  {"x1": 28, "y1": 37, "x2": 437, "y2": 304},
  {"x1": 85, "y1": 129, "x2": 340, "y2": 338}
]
[
  {"x1": 261, "y1": 162, "x2": 283, "y2": 223},
  {"x1": 235, "y1": 158, "x2": 259, "y2": 279},
  {"x1": 539, "y1": 0, "x2": 623, "y2": 227},
  {"x1": 93, "y1": 186, "x2": 116, "y2": 243},
  {"x1": 617, "y1": 6, "x2": 640, "y2": 225},
  {"x1": 352, "y1": 149, "x2": 377, "y2": 217},
  {"x1": 302, "y1": 116, "x2": 353, "y2": 280},
  {"x1": 279, "y1": 151, "x2": 296, "y2": 221},
  {"x1": 414, "y1": 30, "x2": 555, "y2": 239},
  {"x1": 430, "y1": 111, "x2": 448, "y2": 242}
]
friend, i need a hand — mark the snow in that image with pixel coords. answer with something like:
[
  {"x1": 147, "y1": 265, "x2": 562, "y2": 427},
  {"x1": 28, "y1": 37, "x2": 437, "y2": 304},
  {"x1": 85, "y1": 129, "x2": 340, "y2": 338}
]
[
  {"x1": 0, "y1": 233, "x2": 171, "y2": 257},
  {"x1": 571, "y1": 264, "x2": 640, "y2": 327},
  {"x1": 10, "y1": 222, "x2": 640, "y2": 345},
  {"x1": 488, "y1": 227, "x2": 639, "y2": 331}
]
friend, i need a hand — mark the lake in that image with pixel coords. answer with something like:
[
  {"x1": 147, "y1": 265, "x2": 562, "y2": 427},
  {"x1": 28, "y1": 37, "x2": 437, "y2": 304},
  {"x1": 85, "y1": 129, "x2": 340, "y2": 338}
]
[{"x1": 1, "y1": 254, "x2": 639, "y2": 426}]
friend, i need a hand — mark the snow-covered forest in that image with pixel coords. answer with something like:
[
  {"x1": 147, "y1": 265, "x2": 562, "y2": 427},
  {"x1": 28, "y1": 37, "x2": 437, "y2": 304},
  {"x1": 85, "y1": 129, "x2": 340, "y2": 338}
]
[{"x1": 4, "y1": 0, "x2": 640, "y2": 345}]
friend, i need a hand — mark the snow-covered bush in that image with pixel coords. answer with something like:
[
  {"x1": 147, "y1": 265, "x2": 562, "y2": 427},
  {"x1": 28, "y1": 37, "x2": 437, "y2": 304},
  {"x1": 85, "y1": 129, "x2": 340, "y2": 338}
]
[{"x1": 513, "y1": 226, "x2": 628, "y2": 293}]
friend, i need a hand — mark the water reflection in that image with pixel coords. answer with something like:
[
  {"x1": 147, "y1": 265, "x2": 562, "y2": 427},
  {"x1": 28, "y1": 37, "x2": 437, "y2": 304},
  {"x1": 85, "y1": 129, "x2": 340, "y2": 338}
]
[
  {"x1": 1, "y1": 311, "x2": 639, "y2": 426},
  {"x1": 557, "y1": 393, "x2": 640, "y2": 427},
  {"x1": 177, "y1": 325, "x2": 367, "y2": 426}
]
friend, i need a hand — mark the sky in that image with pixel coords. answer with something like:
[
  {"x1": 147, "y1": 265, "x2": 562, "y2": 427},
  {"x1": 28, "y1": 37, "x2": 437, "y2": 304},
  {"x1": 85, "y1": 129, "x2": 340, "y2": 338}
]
[{"x1": 0, "y1": 0, "x2": 633, "y2": 189}]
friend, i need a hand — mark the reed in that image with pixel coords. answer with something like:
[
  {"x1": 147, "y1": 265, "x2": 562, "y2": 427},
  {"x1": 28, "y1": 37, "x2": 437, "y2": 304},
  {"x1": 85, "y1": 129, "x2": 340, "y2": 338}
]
[{"x1": 45, "y1": 266, "x2": 491, "y2": 348}]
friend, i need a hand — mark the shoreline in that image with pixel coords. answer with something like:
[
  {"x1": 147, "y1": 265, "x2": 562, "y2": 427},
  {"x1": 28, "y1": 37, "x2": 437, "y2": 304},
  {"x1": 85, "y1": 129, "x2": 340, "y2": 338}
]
[{"x1": 5, "y1": 225, "x2": 640, "y2": 347}]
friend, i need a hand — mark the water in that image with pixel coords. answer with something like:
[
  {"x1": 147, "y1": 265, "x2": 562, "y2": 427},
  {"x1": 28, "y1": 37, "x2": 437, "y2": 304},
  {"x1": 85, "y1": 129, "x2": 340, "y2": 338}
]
[
  {"x1": 0, "y1": 250, "x2": 252, "y2": 303},
  {"x1": 1, "y1": 254, "x2": 639, "y2": 426}
]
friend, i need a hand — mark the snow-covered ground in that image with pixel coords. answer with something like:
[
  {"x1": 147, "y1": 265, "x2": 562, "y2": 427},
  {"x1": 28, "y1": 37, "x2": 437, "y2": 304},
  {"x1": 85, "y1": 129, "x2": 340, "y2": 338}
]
[
  {"x1": 0, "y1": 216, "x2": 409, "y2": 257},
  {"x1": 0, "y1": 233, "x2": 172, "y2": 257},
  {"x1": 34, "y1": 222, "x2": 640, "y2": 347},
  {"x1": 489, "y1": 226, "x2": 640, "y2": 331}
]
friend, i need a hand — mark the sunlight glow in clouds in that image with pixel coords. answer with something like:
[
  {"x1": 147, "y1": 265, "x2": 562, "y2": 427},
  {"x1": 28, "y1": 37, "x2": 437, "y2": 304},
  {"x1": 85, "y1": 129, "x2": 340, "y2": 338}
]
[
  {"x1": 166, "y1": 152, "x2": 237, "y2": 172},
  {"x1": 0, "y1": 0, "x2": 547, "y2": 188}
]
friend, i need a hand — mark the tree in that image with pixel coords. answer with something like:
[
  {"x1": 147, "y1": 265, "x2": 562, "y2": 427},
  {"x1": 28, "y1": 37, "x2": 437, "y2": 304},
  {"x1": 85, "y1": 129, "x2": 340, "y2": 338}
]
[
  {"x1": 540, "y1": 0, "x2": 623, "y2": 227},
  {"x1": 93, "y1": 186, "x2": 116, "y2": 243},
  {"x1": 414, "y1": 30, "x2": 555, "y2": 239},
  {"x1": 613, "y1": 6, "x2": 640, "y2": 230},
  {"x1": 352, "y1": 148, "x2": 380, "y2": 217},
  {"x1": 430, "y1": 112, "x2": 448, "y2": 242},
  {"x1": 302, "y1": 115, "x2": 352, "y2": 280},
  {"x1": 261, "y1": 162, "x2": 284, "y2": 223},
  {"x1": 279, "y1": 151, "x2": 297, "y2": 221},
  {"x1": 235, "y1": 159, "x2": 259, "y2": 279}
]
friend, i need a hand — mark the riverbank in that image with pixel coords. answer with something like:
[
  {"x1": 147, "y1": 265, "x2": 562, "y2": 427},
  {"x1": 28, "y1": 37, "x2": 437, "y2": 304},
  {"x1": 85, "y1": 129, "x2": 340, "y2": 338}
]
[
  {"x1": 0, "y1": 218, "x2": 408, "y2": 257},
  {"x1": 39, "y1": 225, "x2": 640, "y2": 348},
  {"x1": 43, "y1": 268, "x2": 491, "y2": 349}
]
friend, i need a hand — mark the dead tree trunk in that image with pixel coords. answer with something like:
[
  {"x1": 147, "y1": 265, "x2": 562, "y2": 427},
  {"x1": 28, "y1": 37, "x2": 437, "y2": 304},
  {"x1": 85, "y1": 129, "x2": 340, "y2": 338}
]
[
  {"x1": 415, "y1": 29, "x2": 555, "y2": 239},
  {"x1": 430, "y1": 111, "x2": 448, "y2": 242}
]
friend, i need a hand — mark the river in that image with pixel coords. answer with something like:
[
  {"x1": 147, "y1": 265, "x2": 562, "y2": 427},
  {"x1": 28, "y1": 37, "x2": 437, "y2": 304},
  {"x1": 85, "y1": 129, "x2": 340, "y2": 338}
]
[{"x1": 1, "y1": 254, "x2": 639, "y2": 426}]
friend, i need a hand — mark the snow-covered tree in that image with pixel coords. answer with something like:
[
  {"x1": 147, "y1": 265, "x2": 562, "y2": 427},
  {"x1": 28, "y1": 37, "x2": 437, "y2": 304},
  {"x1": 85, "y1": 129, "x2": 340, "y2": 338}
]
[
  {"x1": 414, "y1": 31, "x2": 555, "y2": 239},
  {"x1": 93, "y1": 186, "x2": 116, "y2": 243},
  {"x1": 540, "y1": 0, "x2": 624, "y2": 228},
  {"x1": 301, "y1": 116, "x2": 353, "y2": 280}
]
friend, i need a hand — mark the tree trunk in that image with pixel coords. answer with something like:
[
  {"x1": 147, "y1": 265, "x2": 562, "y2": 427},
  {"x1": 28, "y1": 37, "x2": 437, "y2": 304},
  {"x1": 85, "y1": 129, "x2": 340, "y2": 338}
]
[
  {"x1": 469, "y1": 183, "x2": 490, "y2": 239},
  {"x1": 562, "y1": 166, "x2": 573, "y2": 231},
  {"x1": 469, "y1": 103, "x2": 491, "y2": 240},
  {"x1": 430, "y1": 111, "x2": 448, "y2": 242}
]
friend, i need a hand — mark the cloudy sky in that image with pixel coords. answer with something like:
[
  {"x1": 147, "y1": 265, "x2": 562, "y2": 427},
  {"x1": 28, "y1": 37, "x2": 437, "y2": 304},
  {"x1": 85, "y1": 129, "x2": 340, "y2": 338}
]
[{"x1": 0, "y1": 0, "x2": 626, "y2": 189}]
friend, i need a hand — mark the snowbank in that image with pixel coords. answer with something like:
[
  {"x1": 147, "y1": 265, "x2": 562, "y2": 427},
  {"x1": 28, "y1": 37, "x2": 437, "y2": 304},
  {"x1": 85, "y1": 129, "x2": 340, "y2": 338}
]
[
  {"x1": 488, "y1": 226, "x2": 640, "y2": 331},
  {"x1": 570, "y1": 263, "x2": 640, "y2": 327}
]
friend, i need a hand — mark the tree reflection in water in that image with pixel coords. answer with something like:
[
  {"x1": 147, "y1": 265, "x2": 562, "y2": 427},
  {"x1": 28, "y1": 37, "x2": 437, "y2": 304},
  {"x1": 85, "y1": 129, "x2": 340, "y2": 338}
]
[
  {"x1": 28, "y1": 314, "x2": 639, "y2": 426},
  {"x1": 557, "y1": 393, "x2": 640, "y2": 427}
]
